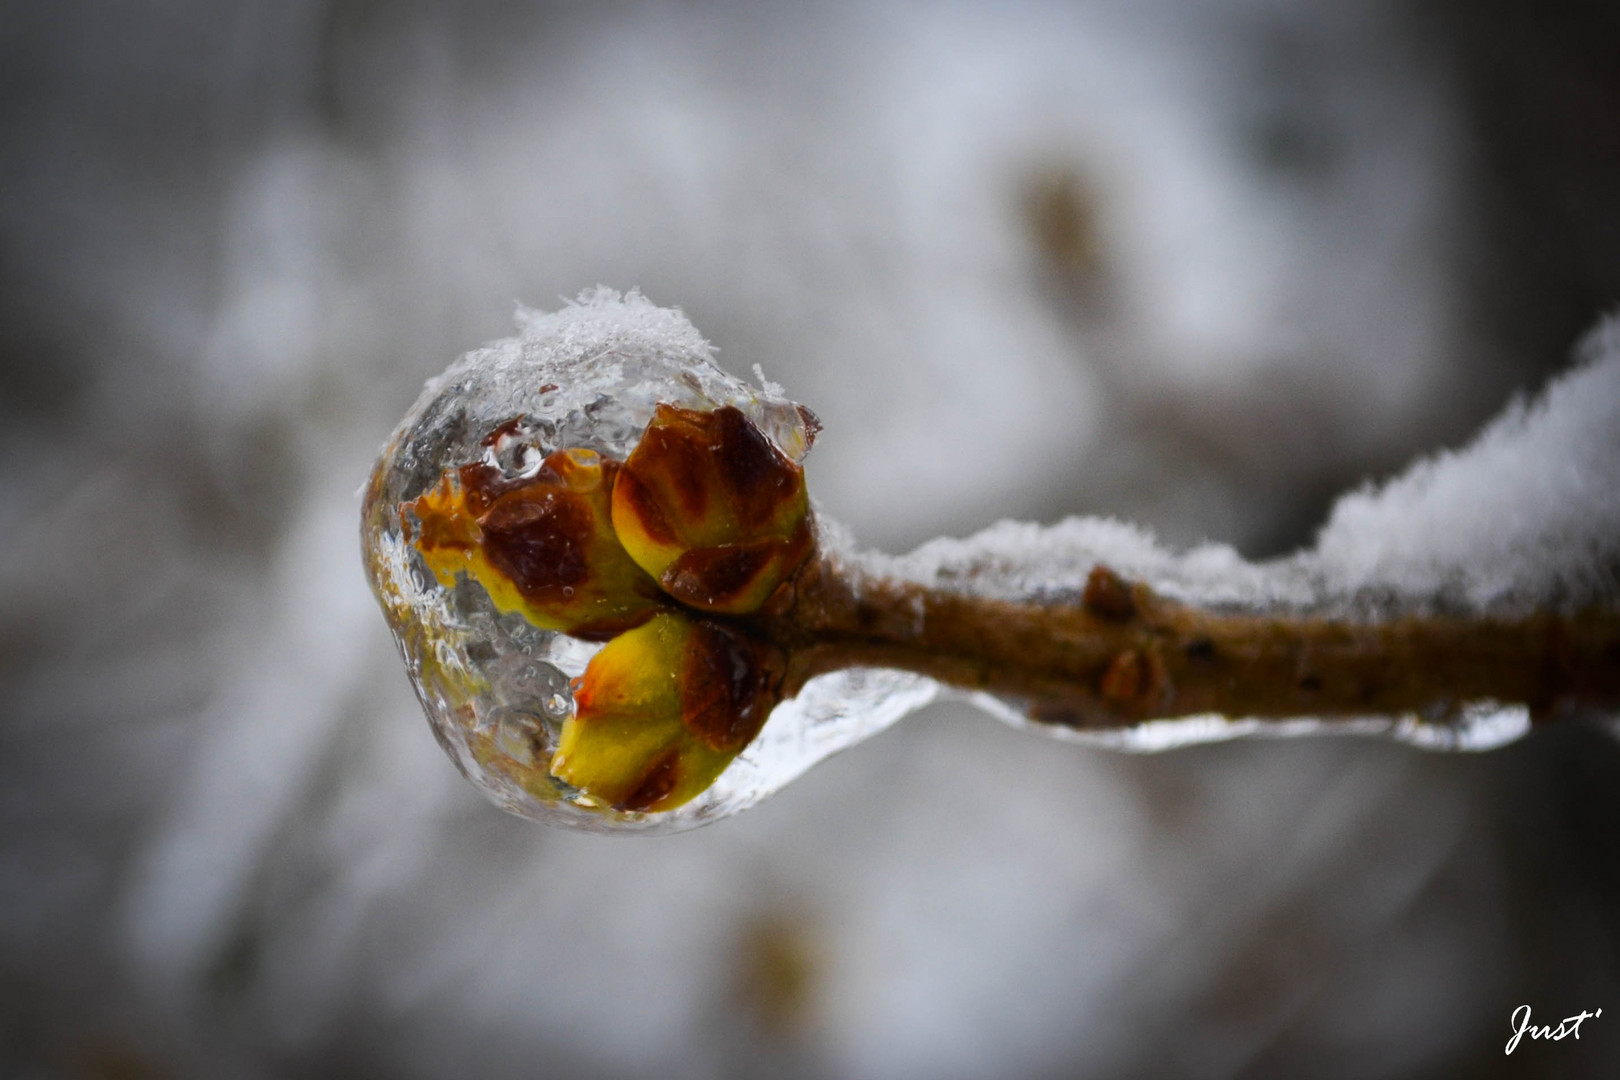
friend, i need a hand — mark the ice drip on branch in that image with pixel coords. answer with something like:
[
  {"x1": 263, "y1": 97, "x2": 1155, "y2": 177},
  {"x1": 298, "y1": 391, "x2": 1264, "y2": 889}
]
[{"x1": 361, "y1": 290, "x2": 1620, "y2": 833}]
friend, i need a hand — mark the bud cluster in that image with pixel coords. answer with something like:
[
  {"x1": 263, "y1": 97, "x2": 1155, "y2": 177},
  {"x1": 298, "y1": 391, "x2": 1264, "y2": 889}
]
[{"x1": 405, "y1": 404, "x2": 812, "y2": 812}]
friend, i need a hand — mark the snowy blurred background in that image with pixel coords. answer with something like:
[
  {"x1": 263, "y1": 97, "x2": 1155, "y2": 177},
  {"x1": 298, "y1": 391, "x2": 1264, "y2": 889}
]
[{"x1": 4, "y1": 1, "x2": 1619, "y2": 1077}]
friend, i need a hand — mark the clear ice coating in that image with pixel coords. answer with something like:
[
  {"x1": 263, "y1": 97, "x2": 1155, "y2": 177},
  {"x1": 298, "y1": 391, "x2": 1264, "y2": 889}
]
[
  {"x1": 364, "y1": 291, "x2": 1619, "y2": 833},
  {"x1": 361, "y1": 288, "x2": 925, "y2": 832}
]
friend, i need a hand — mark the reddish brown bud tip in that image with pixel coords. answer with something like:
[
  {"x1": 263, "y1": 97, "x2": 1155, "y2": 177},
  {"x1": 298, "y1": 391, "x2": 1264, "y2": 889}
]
[
  {"x1": 681, "y1": 620, "x2": 784, "y2": 753},
  {"x1": 1083, "y1": 564, "x2": 1137, "y2": 622},
  {"x1": 1099, "y1": 647, "x2": 1168, "y2": 712}
]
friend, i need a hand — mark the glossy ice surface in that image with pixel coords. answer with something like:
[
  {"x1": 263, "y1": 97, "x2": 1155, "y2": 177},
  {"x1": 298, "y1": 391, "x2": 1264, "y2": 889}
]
[{"x1": 362, "y1": 289, "x2": 921, "y2": 831}]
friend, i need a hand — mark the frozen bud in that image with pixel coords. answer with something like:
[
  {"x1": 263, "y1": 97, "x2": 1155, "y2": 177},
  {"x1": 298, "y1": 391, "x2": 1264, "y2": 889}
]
[
  {"x1": 612, "y1": 404, "x2": 814, "y2": 614},
  {"x1": 552, "y1": 611, "x2": 784, "y2": 812},
  {"x1": 406, "y1": 445, "x2": 665, "y2": 638}
]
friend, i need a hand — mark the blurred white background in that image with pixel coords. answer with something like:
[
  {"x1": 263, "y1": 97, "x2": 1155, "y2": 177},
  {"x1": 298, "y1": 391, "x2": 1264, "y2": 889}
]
[{"x1": 3, "y1": 1, "x2": 1618, "y2": 1077}]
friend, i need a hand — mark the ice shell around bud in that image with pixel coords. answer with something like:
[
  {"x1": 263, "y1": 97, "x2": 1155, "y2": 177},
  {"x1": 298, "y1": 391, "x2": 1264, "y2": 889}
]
[
  {"x1": 553, "y1": 612, "x2": 782, "y2": 812},
  {"x1": 612, "y1": 403, "x2": 813, "y2": 614},
  {"x1": 406, "y1": 446, "x2": 665, "y2": 638},
  {"x1": 361, "y1": 289, "x2": 850, "y2": 832}
]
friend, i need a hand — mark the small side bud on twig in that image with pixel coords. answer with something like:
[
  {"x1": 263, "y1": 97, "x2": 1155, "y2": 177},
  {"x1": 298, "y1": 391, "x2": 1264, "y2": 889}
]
[{"x1": 1082, "y1": 564, "x2": 1138, "y2": 622}]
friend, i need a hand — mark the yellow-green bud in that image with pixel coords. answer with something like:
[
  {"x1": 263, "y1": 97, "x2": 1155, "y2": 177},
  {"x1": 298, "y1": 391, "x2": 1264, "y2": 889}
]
[{"x1": 551, "y1": 611, "x2": 783, "y2": 812}]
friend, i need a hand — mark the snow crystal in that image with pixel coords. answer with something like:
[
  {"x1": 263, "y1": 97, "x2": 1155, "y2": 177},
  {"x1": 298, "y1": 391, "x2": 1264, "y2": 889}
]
[
  {"x1": 1312, "y1": 317, "x2": 1620, "y2": 612},
  {"x1": 869, "y1": 315, "x2": 1620, "y2": 619}
]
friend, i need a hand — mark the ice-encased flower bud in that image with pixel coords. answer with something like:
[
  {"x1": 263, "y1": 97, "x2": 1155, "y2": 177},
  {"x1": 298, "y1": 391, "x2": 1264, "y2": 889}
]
[
  {"x1": 612, "y1": 403, "x2": 813, "y2": 614},
  {"x1": 551, "y1": 611, "x2": 784, "y2": 812},
  {"x1": 407, "y1": 445, "x2": 665, "y2": 638},
  {"x1": 362, "y1": 290, "x2": 844, "y2": 830}
]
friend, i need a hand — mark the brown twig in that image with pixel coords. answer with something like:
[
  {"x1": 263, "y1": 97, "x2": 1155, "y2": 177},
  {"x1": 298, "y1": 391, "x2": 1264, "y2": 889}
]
[{"x1": 757, "y1": 558, "x2": 1620, "y2": 731}]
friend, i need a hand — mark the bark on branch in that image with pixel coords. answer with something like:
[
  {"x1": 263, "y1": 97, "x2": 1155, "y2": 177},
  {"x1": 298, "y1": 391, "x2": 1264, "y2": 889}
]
[{"x1": 758, "y1": 559, "x2": 1620, "y2": 730}]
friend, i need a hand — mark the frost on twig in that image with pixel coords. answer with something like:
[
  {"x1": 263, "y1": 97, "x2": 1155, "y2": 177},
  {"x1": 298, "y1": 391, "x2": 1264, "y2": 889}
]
[{"x1": 874, "y1": 316, "x2": 1620, "y2": 618}]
